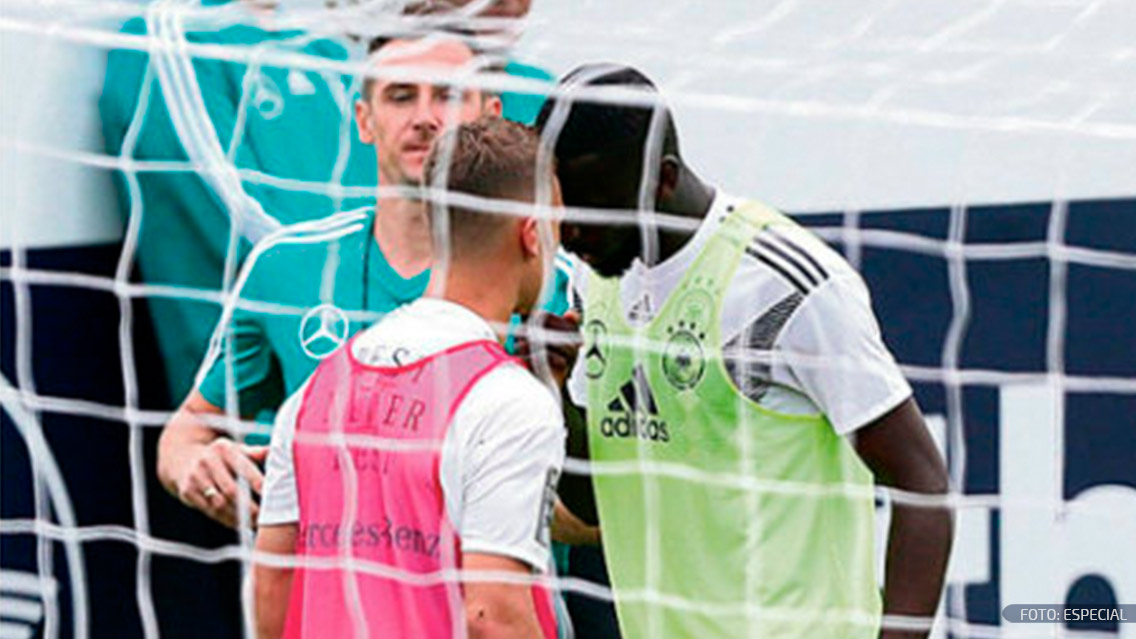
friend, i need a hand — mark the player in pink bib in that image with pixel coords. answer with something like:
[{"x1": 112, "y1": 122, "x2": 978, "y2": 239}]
[{"x1": 254, "y1": 118, "x2": 568, "y2": 639}]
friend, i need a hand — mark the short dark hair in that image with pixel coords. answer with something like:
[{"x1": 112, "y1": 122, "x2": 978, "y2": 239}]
[
  {"x1": 423, "y1": 117, "x2": 551, "y2": 259},
  {"x1": 361, "y1": 35, "x2": 415, "y2": 100},
  {"x1": 534, "y1": 64, "x2": 679, "y2": 165}
]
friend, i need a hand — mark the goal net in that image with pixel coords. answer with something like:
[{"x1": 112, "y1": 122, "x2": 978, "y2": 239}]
[{"x1": 1, "y1": 0, "x2": 1135, "y2": 638}]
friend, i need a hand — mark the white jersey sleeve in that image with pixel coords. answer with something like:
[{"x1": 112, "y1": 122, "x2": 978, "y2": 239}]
[
  {"x1": 258, "y1": 382, "x2": 306, "y2": 526},
  {"x1": 442, "y1": 364, "x2": 566, "y2": 572},
  {"x1": 567, "y1": 353, "x2": 587, "y2": 409},
  {"x1": 773, "y1": 270, "x2": 912, "y2": 435},
  {"x1": 565, "y1": 253, "x2": 590, "y2": 409}
]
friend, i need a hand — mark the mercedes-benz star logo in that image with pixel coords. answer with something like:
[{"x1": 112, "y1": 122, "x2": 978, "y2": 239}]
[
  {"x1": 585, "y1": 319, "x2": 609, "y2": 379},
  {"x1": 298, "y1": 304, "x2": 350, "y2": 360}
]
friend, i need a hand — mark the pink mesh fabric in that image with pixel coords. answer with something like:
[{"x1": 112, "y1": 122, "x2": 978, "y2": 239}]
[{"x1": 283, "y1": 339, "x2": 557, "y2": 639}]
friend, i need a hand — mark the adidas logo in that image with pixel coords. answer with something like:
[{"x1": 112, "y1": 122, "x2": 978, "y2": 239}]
[
  {"x1": 627, "y1": 293, "x2": 654, "y2": 322},
  {"x1": 600, "y1": 366, "x2": 670, "y2": 443}
]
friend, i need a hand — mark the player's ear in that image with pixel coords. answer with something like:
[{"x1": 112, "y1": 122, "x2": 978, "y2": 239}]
[
  {"x1": 482, "y1": 94, "x2": 504, "y2": 118},
  {"x1": 656, "y1": 155, "x2": 680, "y2": 204},
  {"x1": 356, "y1": 98, "x2": 374, "y2": 144},
  {"x1": 520, "y1": 217, "x2": 541, "y2": 259}
]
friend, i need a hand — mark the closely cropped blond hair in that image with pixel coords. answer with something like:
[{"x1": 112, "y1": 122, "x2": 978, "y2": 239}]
[{"x1": 423, "y1": 117, "x2": 551, "y2": 258}]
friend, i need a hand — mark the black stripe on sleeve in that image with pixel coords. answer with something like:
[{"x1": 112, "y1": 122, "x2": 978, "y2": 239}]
[
  {"x1": 744, "y1": 246, "x2": 809, "y2": 295},
  {"x1": 752, "y1": 236, "x2": 820, "y2": 287},
  {"x1": 769, "y1": 227, "x2": 829, "y2": 280}
]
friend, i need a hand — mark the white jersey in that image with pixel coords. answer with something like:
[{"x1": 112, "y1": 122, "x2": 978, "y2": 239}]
[
  {"x1": 261, "y1": 298, "x2": 566, "y2": 571},
  {"x1": 567, "y1": 190, "x2": 912, "y2": 435}
]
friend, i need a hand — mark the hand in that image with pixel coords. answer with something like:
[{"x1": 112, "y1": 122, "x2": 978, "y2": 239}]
[
  {"x1": 170, "y1": 438, "x2": 268, "y2": 529},
  {"x1": 515, "y1": 310, "x2": 581, "y2": 389}
]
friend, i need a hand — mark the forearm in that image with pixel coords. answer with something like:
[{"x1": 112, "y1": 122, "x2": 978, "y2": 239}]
[
  {"x1": 852, "y1": 399, "x2": 954, "y2": 638},
  {"x1": 464, "y1": 555, "x2": 545, "y2": 639},
  {"x1": 466, "y1": 600, "x2": 544, "y2": 639},
  {"x1": 880, "y1": 495, "x2": 954, "y2": 638},
  {"x1": 157, "y1": 391, "x2": 268, "y2": 528},
  {"x1": 254, "y1": 525, "x2": 297, "y2": 639},
  {"x1": 254, "y1": 565, "x2": 293, "y2": 639}
]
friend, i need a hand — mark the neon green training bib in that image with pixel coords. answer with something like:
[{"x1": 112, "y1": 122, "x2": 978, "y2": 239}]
[{"x1": 582, "y1": 202, "x2": 882, "y2": 639}]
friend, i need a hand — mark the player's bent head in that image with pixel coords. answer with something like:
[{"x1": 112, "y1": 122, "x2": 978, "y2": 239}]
[
  {"x1": 423, "y1": 117, "x2": 561, "y2": 309},
  {"x1": 357, "y1": 34, "x2": 504, "y2": 186},
  {"x1": 534, "y1": 63, "x2": 680, "y2": 277}
]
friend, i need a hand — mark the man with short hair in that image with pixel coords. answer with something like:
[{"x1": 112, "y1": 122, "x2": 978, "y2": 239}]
[
  {"x1": 157, "y1": 34, "x2": 504, "y2": 528},
  {"x1": 537, "y1": 65, "x2": 953, "y2": 639},
  {"x1": 254, "y1": 117, "x2": 564, "y2": 639},
  {"x1": 100, "y1": 0, "x2": 556, "y2": 407}
]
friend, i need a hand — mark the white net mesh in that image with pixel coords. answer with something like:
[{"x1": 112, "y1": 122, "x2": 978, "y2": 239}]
[{"x1": 2, "y1": 0, "x2": 1135, "y2": 638}]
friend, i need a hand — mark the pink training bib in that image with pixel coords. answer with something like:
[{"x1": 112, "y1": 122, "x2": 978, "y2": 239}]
[{"x1": 283, "y1": 339, "x2": 558, "y2": 639}]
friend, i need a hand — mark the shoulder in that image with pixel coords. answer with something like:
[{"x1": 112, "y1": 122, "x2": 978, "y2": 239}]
[
  {"x1": 102, "y1": 19, "x2": 153, "y2": 130},
  {"x1": 118, "y1": 16, "x2": 148, "y2": 37},
  {"x1": 736, "y1": 205, "x2": 862, "y2": 298},
  {"x1": 236, "y1": 208, "x2": 370, "y2": 298},
  {"x1": 458, "y1": 362, "x2": 562, "y2": 436},
  {"x1": 717, "y1": 200, "x2": 875, "y2": 341},
  {"x1": 504, "y1": 61, "x2": 554, "y2": 83},
  {"x1": 248, "y1": 208, "x2": 371, "y2": 270},
  {"x1": 193, "y1": 21, "x2": 275, "y2": 46},
  {"x1": 299, "y1": 35, "x2": 353, "y2": 61},
  {"x1": 476, "y1": 362, "x2": 561, "y2": 417}
]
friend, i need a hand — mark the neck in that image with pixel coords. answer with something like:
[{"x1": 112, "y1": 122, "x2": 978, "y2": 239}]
[
  {"x1": 373, "y1": 193, "x2": 432, "y2": 279},
  {"x1": 424, "y1": 259, "x2": 518, "y2": 342},
  {"x1": 656, "y1": 166, "x2": 715, "y2": 262}
]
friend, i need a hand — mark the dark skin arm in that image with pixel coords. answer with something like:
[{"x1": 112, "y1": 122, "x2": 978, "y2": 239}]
[{"x1": 853, "y1": 397, "x2": 954, "y2": 639}]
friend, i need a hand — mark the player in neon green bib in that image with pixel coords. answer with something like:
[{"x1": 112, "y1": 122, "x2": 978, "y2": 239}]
[
  {"x1": 581, "y1": 203, "x2": 881, "y2": 638},
  {"x1": 537, "y1": 65, "x2": 954, "y2": 639}
]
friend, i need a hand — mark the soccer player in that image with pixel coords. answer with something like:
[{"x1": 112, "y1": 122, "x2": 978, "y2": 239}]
[
  {"x1": 536, "y1": 66, "x2": 954, "y2": 639},
  {"x1": 254, "y1": 117, "x2": 564, "y2": 639},
  {"x1": 156, "y1": 33, "x2": 506, "y2": 528}
]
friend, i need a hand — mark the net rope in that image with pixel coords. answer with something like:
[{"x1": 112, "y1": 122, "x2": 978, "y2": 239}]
[{"x1": 2, "y1": 0, "x2": 1135, "y2": 638}]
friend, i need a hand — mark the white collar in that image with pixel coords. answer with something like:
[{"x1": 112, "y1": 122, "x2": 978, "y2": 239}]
[
  {"x1": 398, "y1": 297, "x2": 498, "y2": 342},
  {"x1": 625, "y1": 189, "x2": 741, "y2": 284},
  {"x1": 613, "y1": 190, "x2": 740, "y2": 323}
]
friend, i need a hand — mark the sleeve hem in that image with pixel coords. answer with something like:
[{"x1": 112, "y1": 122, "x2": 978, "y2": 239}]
[
  {"x1": 256, "y1": 508, "x2": 299, "y2": 527},
  {"x1": 831, "y1": 384, "x2": 913, "y2": 435},
  {"x1": 197, "y1": 378, "x2": 224, "y2": 409},
  {"x1": 460, "y1": 540, "x2": 550, "y2": 574}
]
